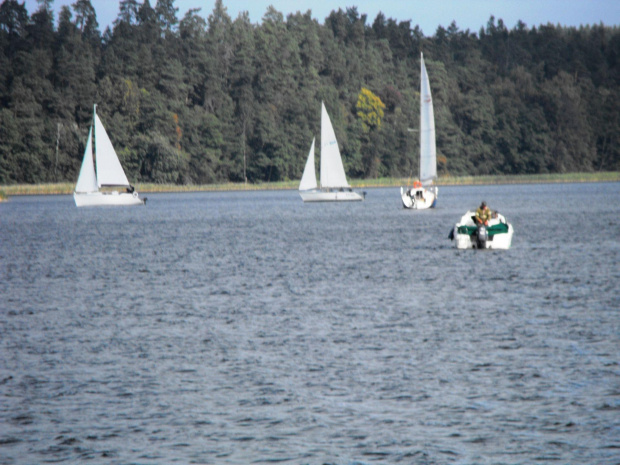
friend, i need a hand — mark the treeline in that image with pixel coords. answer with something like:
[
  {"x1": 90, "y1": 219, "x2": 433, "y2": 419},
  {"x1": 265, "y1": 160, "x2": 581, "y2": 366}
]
[{"x1": 0, "y1": 0, "x2": 619, "y2": 185}]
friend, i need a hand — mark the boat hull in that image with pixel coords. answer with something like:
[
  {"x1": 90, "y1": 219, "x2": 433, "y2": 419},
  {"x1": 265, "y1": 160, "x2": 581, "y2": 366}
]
[
  {"x1": 74, "y1": 191, "x2": 145, "y2": 207},
  {"x1": 400, "y1": 186, "x2": 437, "y2": 209},
  {"x1": 299, "y1": 189, "x2": 364, "y2": 202},
  {"x1": 451, "y1": 210, "x2": 513, "y2": 249},
  {"x1": 454, "y1": 228, "x2": 513, "y2": 249}
]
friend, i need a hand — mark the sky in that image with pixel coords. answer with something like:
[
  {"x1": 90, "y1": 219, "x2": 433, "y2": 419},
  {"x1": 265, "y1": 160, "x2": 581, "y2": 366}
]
[{"x1": 22, "y1": 0, "x2": 620, "y2": 35}]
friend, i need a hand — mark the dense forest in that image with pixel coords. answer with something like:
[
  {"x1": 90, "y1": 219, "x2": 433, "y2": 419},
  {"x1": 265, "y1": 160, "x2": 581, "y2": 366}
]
[{"x1": 1, "y1": 0, "x2": 619, "y2": 185}]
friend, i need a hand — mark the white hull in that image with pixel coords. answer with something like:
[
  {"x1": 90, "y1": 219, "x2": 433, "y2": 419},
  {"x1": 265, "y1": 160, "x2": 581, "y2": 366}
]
[
  {"x1": 454, "y1": 230, "x2": 513, "y2": 249},
  {"x1": 74, "y1": 191, "x2": 145, "y2": 207},
  {"x1": 299, "y1": 189, "x2": 364, "y2": 202},
  {"x1": 451, "y1": 210, "x2": 513, "y2": 249},
  {"x1": 400, "y1": 186, "x2": 437, "y2": 209}
]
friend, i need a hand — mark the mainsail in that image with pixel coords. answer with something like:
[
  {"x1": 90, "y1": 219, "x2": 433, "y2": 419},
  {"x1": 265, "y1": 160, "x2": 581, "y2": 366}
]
[
  {"x1": 419, "y1": 53, "x2": 437, "y2": 186},
  {"x1": 320, "y1": 102, "x2": 349, "y2": 188},
  {"x1": 94, "y1": 110, "x2": 130, "y2": 187}
]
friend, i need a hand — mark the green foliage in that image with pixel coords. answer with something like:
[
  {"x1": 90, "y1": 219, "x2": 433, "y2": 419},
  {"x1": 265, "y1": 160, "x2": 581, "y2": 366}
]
[{"x1": 0, "y1": 1, "x2": 619, "y2": 185}]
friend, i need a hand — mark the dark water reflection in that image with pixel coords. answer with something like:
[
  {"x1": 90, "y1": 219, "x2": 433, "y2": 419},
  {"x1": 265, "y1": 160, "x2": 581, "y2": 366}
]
[{"x1": 1, "y1": 183, "x2": 619, "y2": 464}]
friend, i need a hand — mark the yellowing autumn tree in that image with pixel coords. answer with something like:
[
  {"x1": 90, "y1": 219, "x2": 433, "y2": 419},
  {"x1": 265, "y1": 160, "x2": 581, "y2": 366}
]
[{"x1": 356, "y1": 87, "x2": 386, "y2": 132}]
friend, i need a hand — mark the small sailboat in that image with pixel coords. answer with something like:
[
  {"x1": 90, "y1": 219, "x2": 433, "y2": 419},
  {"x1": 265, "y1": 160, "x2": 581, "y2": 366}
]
[
  {"x1": 299, "y1": 102, "x2": 364, "y2": 202},
  {"x1": 401, "y1": 52, "x2": 438, "y2": 209},
  {"x1": 74, "y1": 105, "x2": 144, "y2": 207},
  {"x1": 449, "y1": 209, "x2": 514, "y2": 249}
]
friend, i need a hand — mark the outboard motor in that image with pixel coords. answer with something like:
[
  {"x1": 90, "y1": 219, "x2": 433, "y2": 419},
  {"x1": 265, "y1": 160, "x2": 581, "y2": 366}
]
[{"x1": 476, "y1": 225, "x2": 488, "y2": 249}]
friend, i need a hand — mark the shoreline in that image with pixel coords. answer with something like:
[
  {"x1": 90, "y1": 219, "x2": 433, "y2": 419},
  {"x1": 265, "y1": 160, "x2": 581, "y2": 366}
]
[{"x1": 1, "y1": 172, "x2": 618, "y2": 196}]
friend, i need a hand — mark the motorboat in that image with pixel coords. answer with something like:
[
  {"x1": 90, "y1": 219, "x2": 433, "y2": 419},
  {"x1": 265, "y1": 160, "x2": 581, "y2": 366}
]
[{"x1": 450, "y1": 210, "x2": 513, "y2": 249}]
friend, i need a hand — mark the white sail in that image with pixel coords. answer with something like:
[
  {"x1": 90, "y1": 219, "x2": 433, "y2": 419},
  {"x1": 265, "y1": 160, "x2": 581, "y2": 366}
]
[
  {"x1": 299, "y1": 137, "x2": 317, "y2": 191},
  {"x1": 94, "y1": 111, "x2": 130, "y2": 187},
  {"x1": 320, "y1": 102, "x2": 349, "y2": 188},
  {"x1": 74, "y1": 126, "x2": 98, "y2": 193},
  {"x1": 419, "y1": 53, "x2": 437, "y2": 186}
]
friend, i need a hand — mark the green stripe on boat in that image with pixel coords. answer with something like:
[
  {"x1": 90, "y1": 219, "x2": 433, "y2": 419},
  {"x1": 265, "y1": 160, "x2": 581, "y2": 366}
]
[{"x1": 457, "y1": 223, "x2": 509, "y2": 236}]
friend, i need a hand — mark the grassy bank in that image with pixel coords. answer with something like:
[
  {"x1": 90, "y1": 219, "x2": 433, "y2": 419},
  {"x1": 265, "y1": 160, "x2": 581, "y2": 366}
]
[{"x1": 1, "y1": 172, "x2": 618, "y2": 196}]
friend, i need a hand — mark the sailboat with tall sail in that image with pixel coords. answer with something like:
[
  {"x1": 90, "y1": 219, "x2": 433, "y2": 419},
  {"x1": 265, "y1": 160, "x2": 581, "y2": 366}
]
[
  {"x1": 74, "y1": 105, "x2": 144, "y2": 207},
  {"x1": 401, "y1": 52, "x2": 438, "y2": 209},
  {"x1": 299, "y1": 102, "x2": 364, "y2": 202}
]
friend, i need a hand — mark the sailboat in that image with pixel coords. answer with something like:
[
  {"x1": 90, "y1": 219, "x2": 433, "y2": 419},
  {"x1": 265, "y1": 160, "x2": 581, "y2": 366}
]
[
  {"x1": 299, "y1": 102, "x2": 364, "y2": 202},
  {"x1": 74, "y1": 105, "x2": 145, "y2": 207},
  {"x1": 401, "y1": 52, "x2": 438, "y2": 209}
]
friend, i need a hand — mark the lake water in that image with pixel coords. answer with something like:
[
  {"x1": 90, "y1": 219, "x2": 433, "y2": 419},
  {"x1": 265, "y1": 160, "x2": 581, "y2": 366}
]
[{"x1": 1, "y1": 183, "x2": 619, "y2": 464}]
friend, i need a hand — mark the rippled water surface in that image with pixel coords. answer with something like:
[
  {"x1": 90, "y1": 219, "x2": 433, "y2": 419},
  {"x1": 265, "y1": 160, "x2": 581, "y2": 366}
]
[{"x1": 1, "y1": 183, "x2": 619, "y2": 464}]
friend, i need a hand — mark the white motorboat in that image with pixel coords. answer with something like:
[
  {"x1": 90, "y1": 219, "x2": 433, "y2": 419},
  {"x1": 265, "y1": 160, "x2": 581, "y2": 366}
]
[
  {"x1": 299, "y1": 102, "x2": 364, "y2": 202},
  {"x1": 74, "y1": 105, "x2": 145, "y2": 207},
  {"x1": 450, "y1": 210, "x2": 514, "y2": 249},
  {"x1": 401, "y1": 52, "x2": 438, "y2": 209}
]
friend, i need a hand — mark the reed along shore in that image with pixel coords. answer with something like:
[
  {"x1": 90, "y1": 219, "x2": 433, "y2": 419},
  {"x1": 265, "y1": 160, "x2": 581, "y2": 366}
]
[{"x1": 1, "y1": 172, "x2": 618, "y2": 197}]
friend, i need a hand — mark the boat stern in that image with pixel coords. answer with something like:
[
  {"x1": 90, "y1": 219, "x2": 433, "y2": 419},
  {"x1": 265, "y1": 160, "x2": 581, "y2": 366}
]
[{"x1": 401, "y1": 186, "x2": 436, "y2": 210}]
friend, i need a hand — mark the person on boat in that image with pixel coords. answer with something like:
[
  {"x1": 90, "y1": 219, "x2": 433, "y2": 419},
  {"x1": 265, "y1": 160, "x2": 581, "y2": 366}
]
[
  {"x1": 407, "y1": 181, "x2": 422, "y2": 198},
  {"x1": 475, "y1": 201, "x2": 492, "y2": 226}
]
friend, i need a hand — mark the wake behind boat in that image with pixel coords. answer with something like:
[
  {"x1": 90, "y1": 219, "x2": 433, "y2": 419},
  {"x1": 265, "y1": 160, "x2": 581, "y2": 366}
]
[
  {"x1": 74, "y1": 105, "x2": 145, "y2": 207},
  {"x1": 401, "y1": 52, "x2": 438, "y2": 209},
  {"x1": 449, "y1": 206, "x2": 514, "y2": 249},
  {"x1": 299, "y1": 102, "x2": 364, "y2": 202}
]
